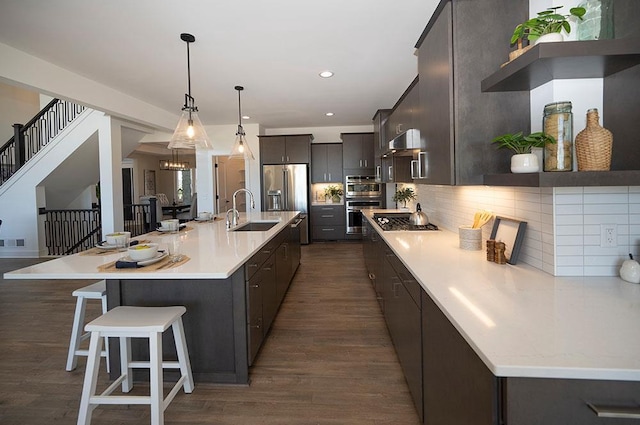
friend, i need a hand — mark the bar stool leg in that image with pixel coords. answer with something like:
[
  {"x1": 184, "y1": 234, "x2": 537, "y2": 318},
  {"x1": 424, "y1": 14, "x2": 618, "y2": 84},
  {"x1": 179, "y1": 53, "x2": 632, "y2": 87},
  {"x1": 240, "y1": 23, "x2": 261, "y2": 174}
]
[
  {"x1": 77, "y1": 332, "x2": 103, "y2": 425},
  {"x1": 66, "y1": 296, "x2": 87, "y2": 371},
  {"x1": 120, "y1": 336, "x2": 133, "y2": 393},
  {"x1": 149, "y1": 332, "x2": 164, "y2": 425},
  {"x1": 172, "y1": 319, "x2": 194, "y2": 393},
  {"x1": 100, "y1": 294, "x2": 110, "y2": 374}
]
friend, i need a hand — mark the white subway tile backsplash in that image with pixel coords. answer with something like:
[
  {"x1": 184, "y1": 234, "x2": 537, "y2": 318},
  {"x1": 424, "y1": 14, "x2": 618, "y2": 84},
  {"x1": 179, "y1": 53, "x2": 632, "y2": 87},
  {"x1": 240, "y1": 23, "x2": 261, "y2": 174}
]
[
  {"x1": 556, "y1": 256, "x2": 584, "y2": 266},
  {"x1": 584, "y1": 193, "x2": 629, "y2": 204},
  {"x1": 583, "y1": 204, "x2": 628, "y2": 215},
  {"x1": 556, "y1": 235, "x2": 584, "y2": 246},
  {"x1": 556, "y1": 225, "x2": 584, "y2": 236},
  {"x1": 414, "y1": 184, "x2": 634, "y2": 278},
  {"x1": 556, "y1": 204, "x2": 584, "y2": 215},
  {"x1": 583, "y1": 214, "x2": 628, "y2": 225},
  {"x1": 555, "y1": 194, "x2": 584, "y2": 204},
  {"x1": 583, "y1": 266, "x2": 619, "y2": 276}
]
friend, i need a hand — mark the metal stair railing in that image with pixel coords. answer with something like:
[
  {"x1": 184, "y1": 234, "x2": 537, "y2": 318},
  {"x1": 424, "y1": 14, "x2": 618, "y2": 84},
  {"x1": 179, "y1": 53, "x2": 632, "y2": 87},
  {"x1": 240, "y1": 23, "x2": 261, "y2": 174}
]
[
  {"x1": 40, "y1": 201, "x2": 157, "y2": 255},
  {"x1": 0, "y1": 98, "x2": 86, "y2": 187}
]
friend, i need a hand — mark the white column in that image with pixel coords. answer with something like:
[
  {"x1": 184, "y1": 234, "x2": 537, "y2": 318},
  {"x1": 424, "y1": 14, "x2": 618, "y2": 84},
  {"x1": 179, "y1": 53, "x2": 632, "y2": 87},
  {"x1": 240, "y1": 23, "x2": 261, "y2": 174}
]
[{"x1": 98, "y1": 117, "x2": 124, "y2": 234}]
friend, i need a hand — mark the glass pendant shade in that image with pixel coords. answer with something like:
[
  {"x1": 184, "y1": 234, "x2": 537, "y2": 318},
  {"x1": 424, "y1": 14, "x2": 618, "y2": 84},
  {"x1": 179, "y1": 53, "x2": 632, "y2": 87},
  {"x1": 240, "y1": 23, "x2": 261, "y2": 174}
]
[
  {"x1": 169, "y1": 109, "x2": 212, "y2": 150},
  {"x1": 229, "y1": 127, "x2": 255, "y2": 160}
]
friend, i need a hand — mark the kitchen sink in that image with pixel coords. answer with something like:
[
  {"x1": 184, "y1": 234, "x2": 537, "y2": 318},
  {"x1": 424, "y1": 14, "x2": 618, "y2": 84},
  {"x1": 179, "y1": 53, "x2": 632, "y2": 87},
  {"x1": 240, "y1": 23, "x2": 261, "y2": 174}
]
[{"x1": 231, "y1": 221, "x2": 279, "y2": 232}]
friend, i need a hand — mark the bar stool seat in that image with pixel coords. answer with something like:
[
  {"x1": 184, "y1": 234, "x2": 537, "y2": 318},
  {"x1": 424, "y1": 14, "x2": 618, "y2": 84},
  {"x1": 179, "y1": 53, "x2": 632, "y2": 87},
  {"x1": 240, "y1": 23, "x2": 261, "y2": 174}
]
[
  {"x1": 66, "y1": 280, "x2": 109, "y2": 372},
  {"x1": 77, "y1": 306, "x2": 194, "y2": 425}
]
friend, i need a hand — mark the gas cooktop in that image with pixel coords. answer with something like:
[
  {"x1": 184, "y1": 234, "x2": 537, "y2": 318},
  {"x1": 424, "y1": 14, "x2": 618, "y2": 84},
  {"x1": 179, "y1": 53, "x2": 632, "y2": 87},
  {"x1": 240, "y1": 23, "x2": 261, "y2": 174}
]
[{"x1": 373, "y1": 213, "x2": 439, "y2": 231}]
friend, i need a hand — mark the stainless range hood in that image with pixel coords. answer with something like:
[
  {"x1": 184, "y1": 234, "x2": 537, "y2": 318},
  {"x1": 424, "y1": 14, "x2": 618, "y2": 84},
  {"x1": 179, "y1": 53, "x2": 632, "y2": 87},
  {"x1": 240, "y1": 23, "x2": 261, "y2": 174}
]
[{"x1": 388, "y1": 128, "x2": 421, "y2": 152}]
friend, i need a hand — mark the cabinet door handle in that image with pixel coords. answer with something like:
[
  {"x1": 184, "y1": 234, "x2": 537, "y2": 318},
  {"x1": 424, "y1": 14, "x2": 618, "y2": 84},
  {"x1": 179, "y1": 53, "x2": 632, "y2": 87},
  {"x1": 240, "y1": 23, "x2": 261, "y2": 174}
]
[
  {"x1": 262, "y1": 249, "x2": 272, "y2": 255},
  {"x1": 364, "y1": 160, "x2": 368, "y2": 167},
  {"x1": 588, "y1": 403, "x2": 640, "y2": 419},
  {"x1": 250, "y1": 283, "x2": 260, "y2": 288},
  {"x1": 411, "y1": 159, "x2": 419, "y2": 179},
  {"x1": 287, "y1": 156, "x2": 290, "y2": 162},
  {"x1": 322, "y1": 228, "x2": 334, "y2": 231},
  {"x1": 247, "y1": 263, "x2": 259, "y2": 269},
  {"x1": 376, "y1": 165, "x2": 381, "y2": 181},
  {"x1": 328, "y1": 173, "x2": 331, "y2": 181},
  {"x1": 281, "y1": 156, "x2": 285, "y2": 162},
  {"x1": 359, "y1": 159, "x2": 363, "y2": 167},
  {"x1": 324, "y1": 173, "x2": 327, "y2": 181},
  {"x1": 321, "y1": 207, "x2": 333, "y2": 211},
  {"x1": 368, "y1": 273, "x2": 375, "y2": 280},
  {"x1": 321, "y1": 214, "x2": 334, "y2": 218},
  {"x1": 388, "y1": 165, "x2": 393, "y2": 181}
]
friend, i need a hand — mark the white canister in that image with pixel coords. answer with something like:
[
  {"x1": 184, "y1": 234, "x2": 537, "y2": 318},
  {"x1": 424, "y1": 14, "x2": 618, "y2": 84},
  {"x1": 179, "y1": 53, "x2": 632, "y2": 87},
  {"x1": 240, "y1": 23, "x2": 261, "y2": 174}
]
[{"x1": 459, "y1": 225, "x2": 482, "y2": 251}]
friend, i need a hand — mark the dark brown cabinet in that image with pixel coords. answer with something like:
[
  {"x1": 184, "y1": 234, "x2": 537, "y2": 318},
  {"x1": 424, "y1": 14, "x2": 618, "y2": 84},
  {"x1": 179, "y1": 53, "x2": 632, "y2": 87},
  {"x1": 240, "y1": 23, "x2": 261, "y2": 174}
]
[
  {"x1": 245, "y1": 224, "x2": 300, "y2": 366},
  {"x1": 310, "y1": 204, "x2": 345, "y2": 240},
  {"x1": 415, "y1": 0, "x2": 530, "y2": 185},
  {"x1": 342, "y1": 132, "x2": 375, "y2": 174},
  {"x1": 259, "y1": 134, "x2": 312, "y2": 164},
  {"x1": 311, "y1": 143, "x2": 343, "y2": 183},
  {"x1": 386, "y1": 78, "x2": 420, "y2": 140},
  {"x1": 372, "y1": 110, "x2": 391, "y2": 182}
]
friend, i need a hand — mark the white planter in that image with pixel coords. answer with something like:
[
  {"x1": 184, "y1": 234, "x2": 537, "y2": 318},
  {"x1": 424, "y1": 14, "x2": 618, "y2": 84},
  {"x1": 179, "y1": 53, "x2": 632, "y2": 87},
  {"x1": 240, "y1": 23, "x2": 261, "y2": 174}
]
[
  {"x1": 511, "y1": 153, "x2": 539, "y2": 173},
  {"x1": 534, "y1": 33, "x2": 564, "y2": 45}
]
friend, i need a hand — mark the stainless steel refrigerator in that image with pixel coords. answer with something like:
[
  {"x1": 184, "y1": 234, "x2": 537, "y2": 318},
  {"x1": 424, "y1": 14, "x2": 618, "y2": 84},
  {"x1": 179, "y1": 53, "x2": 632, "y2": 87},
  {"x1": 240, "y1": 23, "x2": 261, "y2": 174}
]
[{"x1": 262, "y1": 164, "x2": 309, "y2": 244}]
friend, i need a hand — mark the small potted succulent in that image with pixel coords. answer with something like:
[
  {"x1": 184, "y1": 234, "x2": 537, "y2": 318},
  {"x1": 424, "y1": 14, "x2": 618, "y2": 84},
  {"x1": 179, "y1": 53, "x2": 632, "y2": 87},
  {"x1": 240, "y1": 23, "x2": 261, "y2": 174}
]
[
  {"x1": 492, "y1": 131, "x2": 556, "y2": 173},
  {"x1": 511, "y1": 5, "x2": 586, "y2": 46},
  {"x1": 324, "y1": 185, "x2": 343, "y2": 203},
  {"x1": 393, "y1": 187, "x2": 416, "y2": 209}
]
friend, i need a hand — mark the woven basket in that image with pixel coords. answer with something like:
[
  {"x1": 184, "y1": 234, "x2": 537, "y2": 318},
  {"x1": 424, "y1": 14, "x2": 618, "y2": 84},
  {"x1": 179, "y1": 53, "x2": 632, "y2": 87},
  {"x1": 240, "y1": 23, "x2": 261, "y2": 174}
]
[{"x1": 575, "y1": 109, "x2": 613, "y2": 171}]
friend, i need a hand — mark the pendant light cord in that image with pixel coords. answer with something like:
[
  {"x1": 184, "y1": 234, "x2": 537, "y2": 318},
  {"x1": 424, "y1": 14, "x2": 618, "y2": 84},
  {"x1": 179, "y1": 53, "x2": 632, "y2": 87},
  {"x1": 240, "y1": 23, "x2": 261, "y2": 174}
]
[{"x1": 235, "y1": 86, "x2": 245, "y2": 136}]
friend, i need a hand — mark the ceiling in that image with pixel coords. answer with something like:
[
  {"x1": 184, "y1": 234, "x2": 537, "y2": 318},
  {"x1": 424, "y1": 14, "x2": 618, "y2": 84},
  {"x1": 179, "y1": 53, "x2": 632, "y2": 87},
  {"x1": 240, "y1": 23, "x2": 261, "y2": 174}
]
[{"x1": 0, "y1": 0, "x2": 439, "y2": 130}]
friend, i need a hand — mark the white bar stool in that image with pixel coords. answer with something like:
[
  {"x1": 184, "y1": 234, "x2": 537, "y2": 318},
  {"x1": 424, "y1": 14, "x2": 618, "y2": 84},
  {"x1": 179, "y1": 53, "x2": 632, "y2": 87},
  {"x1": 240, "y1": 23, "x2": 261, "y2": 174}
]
[
  {"x1": 66, "y1": 280, "x2": 109, "y2": 372},
  {"x1": 77, "y1": 306, "x2": 194, "y2": 425}
]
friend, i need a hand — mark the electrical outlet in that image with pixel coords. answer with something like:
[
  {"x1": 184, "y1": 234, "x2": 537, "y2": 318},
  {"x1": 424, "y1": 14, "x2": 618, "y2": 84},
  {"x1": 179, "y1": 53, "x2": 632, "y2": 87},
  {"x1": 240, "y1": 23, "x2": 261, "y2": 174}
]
[{"x1": 600, "y1": 224, "x2": 617, "y2": 247}]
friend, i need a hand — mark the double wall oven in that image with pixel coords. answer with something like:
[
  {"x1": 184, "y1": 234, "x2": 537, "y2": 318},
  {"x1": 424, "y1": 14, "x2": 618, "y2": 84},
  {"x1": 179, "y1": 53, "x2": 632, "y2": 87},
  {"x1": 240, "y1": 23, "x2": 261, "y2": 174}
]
[{"x1": 345, "y1": 175, "x2": 382, "y2": 235}]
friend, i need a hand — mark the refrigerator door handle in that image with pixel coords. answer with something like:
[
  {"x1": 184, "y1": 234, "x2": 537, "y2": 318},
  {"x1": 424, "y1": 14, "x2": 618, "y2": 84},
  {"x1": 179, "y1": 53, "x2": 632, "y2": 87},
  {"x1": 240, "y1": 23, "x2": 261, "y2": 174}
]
[{"x1": 282, "y1": 168, "x2": 288, "y2": 210}]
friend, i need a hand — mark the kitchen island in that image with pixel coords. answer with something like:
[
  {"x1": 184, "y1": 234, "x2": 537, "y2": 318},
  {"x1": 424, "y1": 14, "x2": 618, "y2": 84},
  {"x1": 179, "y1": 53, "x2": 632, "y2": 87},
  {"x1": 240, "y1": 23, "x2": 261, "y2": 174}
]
[
  {"x1": 5, "y1": 211, "x2": 302, "y2": 384},
  {"x1": 363, "y1": 210, "x2": 640, "y2": 425}
]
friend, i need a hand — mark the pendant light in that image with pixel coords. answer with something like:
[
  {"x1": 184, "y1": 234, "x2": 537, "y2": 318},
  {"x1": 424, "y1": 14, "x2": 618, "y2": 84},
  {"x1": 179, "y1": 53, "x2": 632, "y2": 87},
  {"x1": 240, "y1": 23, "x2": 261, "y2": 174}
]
[
  {"x1": 168, "y1": 33, "x2": 212, "y2": 150},
  {"x1": 229, "y1": 85, "x2": 255, "y2": 160},
  {"x1": 159, "y1": 149, "x2": 190, "y2": 171}
]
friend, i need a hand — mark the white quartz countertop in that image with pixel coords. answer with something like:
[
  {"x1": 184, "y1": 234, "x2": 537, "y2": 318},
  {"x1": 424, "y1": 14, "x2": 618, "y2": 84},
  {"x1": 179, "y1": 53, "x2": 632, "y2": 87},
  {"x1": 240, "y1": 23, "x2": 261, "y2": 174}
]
[
  {"x1": 4, "y1": 211, "x2": 300, "y2": 280},
  {"x1": 364, "y1": 210, "x2": 640, "y2": 382}
]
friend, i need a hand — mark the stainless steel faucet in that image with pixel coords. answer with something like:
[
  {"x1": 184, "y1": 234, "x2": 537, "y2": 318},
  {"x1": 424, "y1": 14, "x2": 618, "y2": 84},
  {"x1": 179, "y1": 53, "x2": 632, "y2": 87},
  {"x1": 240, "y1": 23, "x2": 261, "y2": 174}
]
[{"x1": 226, "y1": 188, "x2": 255, "y2": 228}]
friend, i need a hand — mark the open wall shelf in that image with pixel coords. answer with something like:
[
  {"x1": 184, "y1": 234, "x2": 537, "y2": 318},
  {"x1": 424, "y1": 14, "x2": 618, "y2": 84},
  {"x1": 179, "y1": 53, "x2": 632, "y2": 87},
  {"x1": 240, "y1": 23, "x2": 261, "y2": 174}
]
[
  {"x1": 483, "y1": 170, "x2": 640, "y2": 187},
  {"x1": 481, "y1": 38, "x2": 640, "y2": 92}
]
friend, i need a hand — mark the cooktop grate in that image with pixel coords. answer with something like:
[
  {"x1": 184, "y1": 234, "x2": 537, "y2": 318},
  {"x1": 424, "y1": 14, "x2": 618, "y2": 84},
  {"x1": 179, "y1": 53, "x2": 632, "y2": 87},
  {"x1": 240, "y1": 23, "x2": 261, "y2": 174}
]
[{"x1": 374, "y1": 214, "x2": 439, "y2": 231}]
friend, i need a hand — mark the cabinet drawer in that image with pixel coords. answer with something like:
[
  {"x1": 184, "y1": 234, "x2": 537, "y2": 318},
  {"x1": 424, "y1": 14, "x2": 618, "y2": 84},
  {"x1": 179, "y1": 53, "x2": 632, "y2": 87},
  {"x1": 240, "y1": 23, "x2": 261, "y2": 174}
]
[
  {"x1": 311, "y1": 207, "x2": 345, "y2": 226},
  {"x1": 386, "y1": 249, "x2": 421, "y2": 308},
  {"x1": 504, "y1": 377, "x2": 640, "y2": 425},
  {"x1": 245, "y1": 237, "x2": 279, "y2": 280},
  {"x1": 312, "y1": 225, "x2": 344, "y2": 240}
]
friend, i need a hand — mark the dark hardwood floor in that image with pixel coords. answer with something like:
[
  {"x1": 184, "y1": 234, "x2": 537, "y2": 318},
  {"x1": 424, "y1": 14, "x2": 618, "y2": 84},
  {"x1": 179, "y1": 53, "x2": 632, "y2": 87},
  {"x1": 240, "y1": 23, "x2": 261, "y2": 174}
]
[{"x1": 0, "y1": 243, "x2": 420, "y2": 425}]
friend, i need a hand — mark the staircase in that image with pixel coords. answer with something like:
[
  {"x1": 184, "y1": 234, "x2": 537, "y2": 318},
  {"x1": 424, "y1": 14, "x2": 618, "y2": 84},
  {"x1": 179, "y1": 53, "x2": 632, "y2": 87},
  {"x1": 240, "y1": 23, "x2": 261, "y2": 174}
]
[{"x1": 0, "y1": 98, "x2": 85, "y2": 187}]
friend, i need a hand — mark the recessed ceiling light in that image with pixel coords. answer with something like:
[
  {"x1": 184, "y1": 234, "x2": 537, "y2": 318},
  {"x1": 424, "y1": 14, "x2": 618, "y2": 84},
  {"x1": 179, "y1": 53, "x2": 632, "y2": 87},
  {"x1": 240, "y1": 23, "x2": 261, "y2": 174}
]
[
  {"x1": 319, "y1": 70, "x2": 334, "y2": 78},
  {"x1": 325, "y1": 112, "x2": 334, "y2": 117},
  {"x1": 242, "y1": 115, "x2": 250, "y2": 120}
]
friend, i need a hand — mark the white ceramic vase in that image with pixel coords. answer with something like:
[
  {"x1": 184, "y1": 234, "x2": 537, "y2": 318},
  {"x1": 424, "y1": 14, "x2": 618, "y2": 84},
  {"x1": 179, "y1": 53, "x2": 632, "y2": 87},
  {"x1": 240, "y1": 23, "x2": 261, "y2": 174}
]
[
  {"x1": 511, "y1": 153, "x2": 539, "y2": 173},
  {"x1": 534, "y1": 33, "x2": 564, "y2": 45}
]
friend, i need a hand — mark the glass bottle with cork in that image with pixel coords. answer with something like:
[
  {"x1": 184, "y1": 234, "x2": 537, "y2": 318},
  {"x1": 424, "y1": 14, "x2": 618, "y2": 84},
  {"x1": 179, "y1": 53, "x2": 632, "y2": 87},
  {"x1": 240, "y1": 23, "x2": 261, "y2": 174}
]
[{"x1": 543, "y1": 101, "x2": 573, "y2": 172}]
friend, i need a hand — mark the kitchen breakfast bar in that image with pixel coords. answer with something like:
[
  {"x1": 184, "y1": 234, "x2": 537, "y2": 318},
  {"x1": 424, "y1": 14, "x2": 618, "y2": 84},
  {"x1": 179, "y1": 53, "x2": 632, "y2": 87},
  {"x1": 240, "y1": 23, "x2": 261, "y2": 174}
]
[{"x1": 5, "y1": 211, "x2": 302, "y2": 385}]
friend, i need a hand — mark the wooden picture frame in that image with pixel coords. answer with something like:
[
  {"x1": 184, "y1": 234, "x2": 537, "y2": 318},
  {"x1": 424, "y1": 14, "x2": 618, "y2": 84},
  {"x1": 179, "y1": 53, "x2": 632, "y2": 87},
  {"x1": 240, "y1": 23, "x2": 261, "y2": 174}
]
[{"x1": 489, "y1": 216, "x2": 527, "y2": 265}]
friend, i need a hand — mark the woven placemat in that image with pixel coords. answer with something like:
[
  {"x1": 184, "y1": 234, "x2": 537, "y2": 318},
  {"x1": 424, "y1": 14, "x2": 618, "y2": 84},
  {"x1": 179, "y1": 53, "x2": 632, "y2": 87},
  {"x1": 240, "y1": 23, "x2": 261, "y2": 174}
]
[
  {"x1": 97, "y1": 255, "x2": 191, "y2": 272},
  {"x1": 147, "y1": 225, "x2": 194, "y2": 236},
  {"x1": 81, "y1": 239, "x2": 152, "y2": 256}
]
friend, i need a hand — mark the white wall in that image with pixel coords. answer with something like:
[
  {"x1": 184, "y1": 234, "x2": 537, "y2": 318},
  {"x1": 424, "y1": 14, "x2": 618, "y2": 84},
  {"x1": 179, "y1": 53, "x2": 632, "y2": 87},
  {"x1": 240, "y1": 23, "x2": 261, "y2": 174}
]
[{"x1": 0, "y1": 82, "x2": 39, "y2": 142}]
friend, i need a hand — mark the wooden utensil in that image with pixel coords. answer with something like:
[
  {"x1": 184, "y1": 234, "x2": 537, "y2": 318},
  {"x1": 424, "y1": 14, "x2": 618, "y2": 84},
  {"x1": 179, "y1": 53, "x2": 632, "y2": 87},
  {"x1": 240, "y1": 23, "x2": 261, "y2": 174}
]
[{"x1": 474, "y1": 210, "x2": 493, "y2": 229}]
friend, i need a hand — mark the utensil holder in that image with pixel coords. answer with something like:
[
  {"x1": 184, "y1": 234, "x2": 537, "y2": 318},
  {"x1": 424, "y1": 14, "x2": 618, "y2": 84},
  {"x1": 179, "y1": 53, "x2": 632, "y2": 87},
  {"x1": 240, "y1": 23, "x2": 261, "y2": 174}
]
[{"x1": 459, "y1": 226, "x2": 482, "y2": 251}]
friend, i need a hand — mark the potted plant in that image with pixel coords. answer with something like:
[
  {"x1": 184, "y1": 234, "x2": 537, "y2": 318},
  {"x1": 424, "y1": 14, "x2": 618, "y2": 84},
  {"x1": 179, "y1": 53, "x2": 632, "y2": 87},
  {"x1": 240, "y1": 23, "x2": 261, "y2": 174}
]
[
  {"x1": 324, "y1": 185, "x2": 343, "y2": 203},
  {"x1": 511, "y1": 5, "x2": 586, "y2": 47},
  {"x1": 492, "y1": 131, "x2": 556, "y2": 173},
  {"x1": 393, "y1": 187, "x2": 416, "y2": 209}
]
